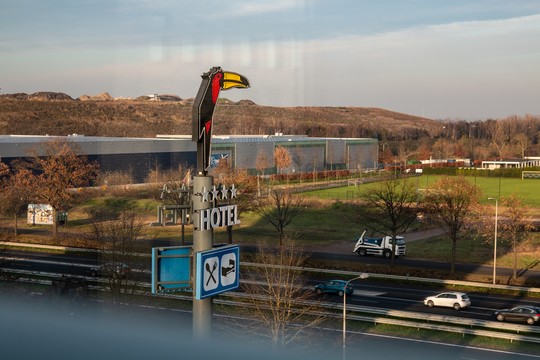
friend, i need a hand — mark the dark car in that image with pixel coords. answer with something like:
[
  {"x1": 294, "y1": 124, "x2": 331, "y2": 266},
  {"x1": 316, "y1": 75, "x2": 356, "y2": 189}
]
[
  {"x1": 314, "y1": 280, "x2": 353, "y2": 296},
  {"x1": 89, "y1": 262, "x2": 130, "y2": 278},
  {"x1": 494, "y1": 306, "x2": 540, "y2": 325}
]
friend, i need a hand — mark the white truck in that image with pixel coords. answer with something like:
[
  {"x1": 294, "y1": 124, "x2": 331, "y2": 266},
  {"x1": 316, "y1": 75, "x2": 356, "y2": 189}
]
[{"x1": 353, "y1": 230, "x2": 406, "y2": 259}]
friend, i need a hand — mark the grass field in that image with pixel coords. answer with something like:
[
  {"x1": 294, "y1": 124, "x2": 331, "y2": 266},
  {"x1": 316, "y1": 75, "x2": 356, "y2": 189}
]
[
  {"x1": 2, "y1": 174, "x2": 539, "y2": 278},
  {"x1": 303, "y1": 175, "x2": 540, "y2": 208}
]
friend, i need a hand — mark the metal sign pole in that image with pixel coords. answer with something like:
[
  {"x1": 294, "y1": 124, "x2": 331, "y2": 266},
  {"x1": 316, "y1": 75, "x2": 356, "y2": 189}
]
[
  {"x1": 192, "y1": 174, "x2": 213, "y2": 339},
  {"x1": 190, "y1": 66, "x2": 249, "y2": 340}
]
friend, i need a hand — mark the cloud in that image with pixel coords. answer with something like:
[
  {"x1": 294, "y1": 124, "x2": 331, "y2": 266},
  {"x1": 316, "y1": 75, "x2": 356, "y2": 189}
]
[
  {"x1": 3, "y1": 6, "x2": 539, "y2": 119},
  {"x1": 223, "y1": 0, "x2": 305, "y2": 17}
]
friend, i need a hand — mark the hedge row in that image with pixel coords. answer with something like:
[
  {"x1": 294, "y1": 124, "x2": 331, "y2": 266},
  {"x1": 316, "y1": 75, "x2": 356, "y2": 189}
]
[
  {"x1": 269, "y1": 169, "x2": 352, "y2": 182},
  {"x1": 423, "y1": 166, "x2": 540, "y2": 178}
]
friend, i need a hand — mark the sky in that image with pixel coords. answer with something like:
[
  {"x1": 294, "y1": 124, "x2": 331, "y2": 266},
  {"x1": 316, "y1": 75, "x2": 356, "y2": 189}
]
[{"x1": 1, "y1": 0, "x2": 540, "y2": 120}]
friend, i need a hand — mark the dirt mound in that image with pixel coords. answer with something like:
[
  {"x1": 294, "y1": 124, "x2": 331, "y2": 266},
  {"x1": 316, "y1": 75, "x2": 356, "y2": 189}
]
[
  {"x1": 28, "y1": 92, "x2": 74, "y2": 101},
  {"x1": 0, "y1": 92, "x2": 74, "y2": 101},
  {"x1": 0, "y1": 92, "x2": 442, "y2": 139},
  {"x1": 78, "y1": 92, "x2": 114, "y2": 101}
]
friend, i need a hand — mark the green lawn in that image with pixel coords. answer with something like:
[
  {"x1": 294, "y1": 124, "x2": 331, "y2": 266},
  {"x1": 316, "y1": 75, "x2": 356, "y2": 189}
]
[
  {"x1": 3, "y1": 175, "x2": 538, "y2": 274},
  {"x1": 303, "y1": 175, "x2": 540, "y2": 207}
]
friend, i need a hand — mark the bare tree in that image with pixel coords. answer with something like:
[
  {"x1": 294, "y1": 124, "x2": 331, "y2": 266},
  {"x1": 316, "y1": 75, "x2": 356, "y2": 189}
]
[
  {"x1": 212, "y1": 158, "x2": 257, "y2": 244},
  {"x1": 256, "y1": 190, "x2": 303, "y2": 247},
  {"x1": 422, "y1": 176, "x2": 481, "y2": 274},
  {"x1": 359, "y1": 178, "x2": 419, "y2": 266},
  {"x1": 255, "y1": 148, "x2": 272, "y2": 197},
  {"x1": 291, "y1": 146, "x2": 305, "y2": 176},
  {"x1": 90, "y1": 210, "x2": 147, "y2": 302},
  {"x1": 432, "y1": 138, "x2": 447, "y2": 159},
  {"x1": 256, "y1": 148, "x2": 271, "y2": 176},
  {"x1": 238, "y1": 240, "x2": 325, "y2": 348},
  {"x1": 499, "y1": 194, "x2": 535, "y2": 282},
  {"x1": 514, "y1": 133, "x2": 531, "y2": 159},
  {"x1": 28, "y1": 139, "x2": 98, "y2": 234},
  {"x1": 0, "y1": 169, "x2": 36, "y2": 236},
  {"x1": 490, "y1": 120, "x2": 513, "y2": 158}
]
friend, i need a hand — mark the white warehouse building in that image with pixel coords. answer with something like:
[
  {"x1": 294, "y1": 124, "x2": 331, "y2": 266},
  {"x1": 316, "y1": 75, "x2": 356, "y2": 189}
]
[{"x1": 0, "y1": 134, "x2": 378, "y2": 182}]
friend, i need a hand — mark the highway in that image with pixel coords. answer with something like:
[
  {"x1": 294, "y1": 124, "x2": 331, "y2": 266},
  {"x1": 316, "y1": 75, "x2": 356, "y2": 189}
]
[
  {"x1": 338, "y1": 281, "x2": 537, "y2": 322},
  {"x1": 2, "y1": 248, "x2": 540, "y2": 359},
  {"x1": 307, "y1": 243, "x2": 540, "y2": 281},
  {"x1": 2, "y1": 248, "x2": 540, "y2": 325}
]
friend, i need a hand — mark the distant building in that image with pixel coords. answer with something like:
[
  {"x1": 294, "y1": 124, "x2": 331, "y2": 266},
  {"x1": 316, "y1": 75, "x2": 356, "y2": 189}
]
[
  {"x1": 0, "y1": 134, "x2": 378, "y2": 183},
  {"x1": 0, "y1": 134, "x2": 195, "y2": 183},
  {"x1": 162, "y1": 134, "x2": 378, "y2": 175},
  {"x1": 481, "y1": 158, "x2": 540, "y2": 169}
]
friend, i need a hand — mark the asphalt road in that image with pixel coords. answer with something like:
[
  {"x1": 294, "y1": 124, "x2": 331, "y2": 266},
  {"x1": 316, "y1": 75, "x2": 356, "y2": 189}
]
[
  {"x1": 301, "y1": 228, "x2": 540, "y2": 281},
  {"x1": 2, "y1": 245, "x2": 540, "y2": 359},
  {"x1": 3, "y1": 249, "x2": 540, "y2": 326}
]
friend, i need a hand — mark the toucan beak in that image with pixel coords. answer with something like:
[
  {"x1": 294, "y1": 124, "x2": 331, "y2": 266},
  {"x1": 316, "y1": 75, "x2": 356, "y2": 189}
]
[{"x1": 221, "y1": 71, "x2": 250, "y2": 90}]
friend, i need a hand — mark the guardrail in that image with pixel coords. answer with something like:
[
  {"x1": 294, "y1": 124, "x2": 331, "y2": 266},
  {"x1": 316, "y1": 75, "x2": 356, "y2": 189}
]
[
  {"x1": 245, "y1": 261, "x2": 540, "y2": 295},
  {"x1": 3, "y1": 268, "x2": 540, "y2": 344},
  {"x1": 3, "y1": 241, "x2": 538, "y2": 295}
]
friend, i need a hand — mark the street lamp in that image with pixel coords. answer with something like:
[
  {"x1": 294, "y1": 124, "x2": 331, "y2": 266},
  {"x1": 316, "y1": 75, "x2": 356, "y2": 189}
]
[
  {"x1": 488, "y1": 197, "x2": 498, "y2": 285},
  {"x1": 343, "y1": 273, "x2": 369, "y2": 360}
]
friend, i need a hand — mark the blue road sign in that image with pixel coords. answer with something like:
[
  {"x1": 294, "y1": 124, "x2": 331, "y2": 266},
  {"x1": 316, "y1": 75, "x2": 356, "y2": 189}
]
[
  {"x1": 151, "y1": 246, "x2": 191, "y2": 294},
  {"x1": 195, "y1": 245, "x2": 240, "y2": 300}
]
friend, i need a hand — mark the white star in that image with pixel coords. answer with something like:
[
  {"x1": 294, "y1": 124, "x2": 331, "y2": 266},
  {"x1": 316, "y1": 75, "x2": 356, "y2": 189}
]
[
  {"x1": 201, "y1": 186, "x2": 209, "y2": 202},
  {"x1": 230, "y1": 184, "x2": 237, "y2": 199},
  {"x1": 211, "y1": 185, "x2": 219, "y2": 201},
  {"x1": 221, "y1": 185, "x2": 228, "y2": 200}
]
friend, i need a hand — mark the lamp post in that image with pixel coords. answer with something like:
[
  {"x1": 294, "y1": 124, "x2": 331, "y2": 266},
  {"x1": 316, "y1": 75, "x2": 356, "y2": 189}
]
[
  {"x1": 488, "y1": 197, "x2": 498, "y2": 285},
  {"x1": 343, "y1": 273, "x2": 369, "y2": 360}
]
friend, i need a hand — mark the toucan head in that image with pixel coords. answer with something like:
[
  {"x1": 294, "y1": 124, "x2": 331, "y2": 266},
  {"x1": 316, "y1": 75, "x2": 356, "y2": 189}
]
[
  {"x1": 220, "y1": 71, "x2": 250, "y2": 90},
  {"x1": 193, "y1": 66, "x2": 250, "y2": 174}
]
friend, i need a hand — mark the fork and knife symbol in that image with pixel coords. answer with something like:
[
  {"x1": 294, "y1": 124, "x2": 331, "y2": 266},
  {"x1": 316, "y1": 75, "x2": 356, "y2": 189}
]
[{"x1": 205, "y1": 261, "x2": 217, "y2": 286}]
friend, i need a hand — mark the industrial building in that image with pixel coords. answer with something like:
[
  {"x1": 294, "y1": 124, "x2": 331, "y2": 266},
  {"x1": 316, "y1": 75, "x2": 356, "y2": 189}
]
[{"x1": 0, "y1": 134, "x2": 378, "y2": 182}]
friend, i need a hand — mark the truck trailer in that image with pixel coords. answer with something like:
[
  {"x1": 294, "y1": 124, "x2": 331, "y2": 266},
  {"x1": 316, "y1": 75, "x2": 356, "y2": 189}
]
[{"x1": 353, "y1": 230, "x2": 406, "y2": 258}]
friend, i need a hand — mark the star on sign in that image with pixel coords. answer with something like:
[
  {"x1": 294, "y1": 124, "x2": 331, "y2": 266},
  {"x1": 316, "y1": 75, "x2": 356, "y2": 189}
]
[
  {"x1": 201, "y1": 187, "x2": 209, "y2": 202},
  {"x1": 221, "y1": 185, "x2": 228, "y2": 200},
  {"x1": 211, "y1": 185, "x2": 219, "y2": 201}
]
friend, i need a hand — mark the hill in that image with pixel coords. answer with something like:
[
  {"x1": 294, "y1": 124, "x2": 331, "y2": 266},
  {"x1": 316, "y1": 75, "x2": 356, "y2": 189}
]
[{"x1": 0, "y1": 92, "x2": 442, "y2": 140}]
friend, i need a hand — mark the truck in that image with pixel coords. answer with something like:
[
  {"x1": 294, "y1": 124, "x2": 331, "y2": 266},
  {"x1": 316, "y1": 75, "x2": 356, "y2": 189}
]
[{"x1": 353, "y1": 230, "x2": 406, "y2": 259}]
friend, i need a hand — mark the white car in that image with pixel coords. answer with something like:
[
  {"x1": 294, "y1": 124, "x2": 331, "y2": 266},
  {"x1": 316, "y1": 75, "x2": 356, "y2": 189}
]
[{"x1": 423, "y1": 292, "x2": 471, "y2": 310}]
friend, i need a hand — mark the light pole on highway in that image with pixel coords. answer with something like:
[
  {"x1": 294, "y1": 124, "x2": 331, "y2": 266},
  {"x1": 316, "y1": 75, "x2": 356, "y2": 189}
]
[
  {"x1": 343, "y1": 272, "x2": 369, "y2": 360},
  {"x1": 488, "y1": 197, "x2": 498, "y2": 285}
]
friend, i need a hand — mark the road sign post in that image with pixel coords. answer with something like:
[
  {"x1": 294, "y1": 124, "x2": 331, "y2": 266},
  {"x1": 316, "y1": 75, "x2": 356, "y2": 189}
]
[
  {"x1": 190, "y1": 66, "x2": 249, "y2": 339},
  {"x1": 195, "y1": 245, "x2": 240, "y2": 300},
  {"x1": 192, "y1": 175, "x2": 214, "y2": 339},
  {"x1": 151, "y1": 246, "x2": 191, "y2": 294}
]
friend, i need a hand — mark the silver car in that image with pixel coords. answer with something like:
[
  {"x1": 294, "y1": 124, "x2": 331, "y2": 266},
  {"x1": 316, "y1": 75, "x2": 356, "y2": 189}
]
[{"x1": 424, "y1": 292, "x2": 471, "y2": 310}]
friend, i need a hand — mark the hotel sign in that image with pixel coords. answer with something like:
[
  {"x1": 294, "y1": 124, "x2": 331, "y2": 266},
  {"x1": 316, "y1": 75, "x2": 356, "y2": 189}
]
[
  {"x1": 195, "y1": 184, "x2": 241, "y2": 231},
  {"x1": 198, "y1": 205, "x2": 240, "y2": 231}
]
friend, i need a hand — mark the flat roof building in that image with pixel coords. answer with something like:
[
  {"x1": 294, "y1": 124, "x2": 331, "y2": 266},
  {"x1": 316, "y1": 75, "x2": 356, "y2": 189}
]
[
  {"x1": 1, "y1": 134, "x2": 378, "y2": 182},
  {"x1": 481, "y1": 158, "x2": 540, "y2": 169}
]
